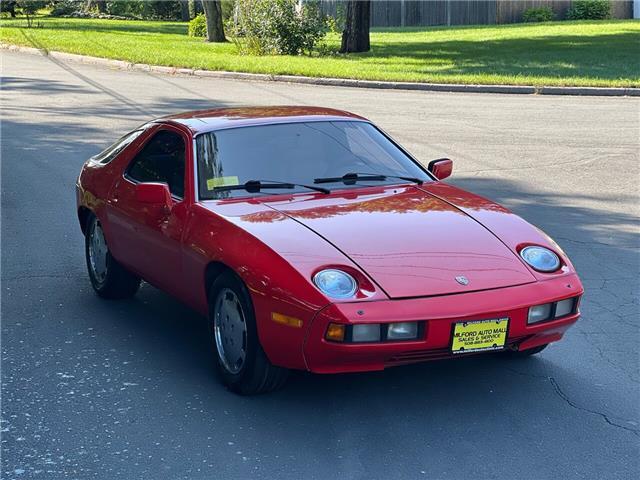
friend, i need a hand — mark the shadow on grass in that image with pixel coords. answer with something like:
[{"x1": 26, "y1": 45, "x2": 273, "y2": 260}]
[{"x1": 359, "y1": 31, "x2": 640, "y2": 81}]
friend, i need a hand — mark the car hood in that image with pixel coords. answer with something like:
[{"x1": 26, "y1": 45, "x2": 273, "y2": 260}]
[{"x1": 268, "y1": 185, "x2": 536, "y2": 298}]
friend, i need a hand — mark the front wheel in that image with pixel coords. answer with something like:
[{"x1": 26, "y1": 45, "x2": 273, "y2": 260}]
[
  {"x1": 208, "y1": 271, "x2": 288, "y2": 395},
  {"x1": 85, "y1": 214, "x2": 140, "y2": 299}
]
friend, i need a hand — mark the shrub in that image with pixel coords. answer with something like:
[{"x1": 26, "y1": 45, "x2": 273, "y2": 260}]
[
  {"x1": 566, "y1": 0, "x2": 611, "y2": 20},
  {"x1": 522, "y1": 6, "x2": 555, "y2": 23},
  {"x1": 50, "y1": 1, "x2": 83, "y2": 17},
  {"x1": 105, "y1": 1, "x2": 182, "y2": 20},
  {"x1": 230, "y1": 0, "x2": 328, "y2": 55},
  {"x1": 105, "y1": 1, "x2": 144, "y2": 18},
  {"x1": 189, "y1": 13, "x2": 207, "y2": 37}
]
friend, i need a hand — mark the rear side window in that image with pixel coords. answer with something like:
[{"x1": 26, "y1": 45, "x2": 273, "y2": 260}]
[
  {"x1": 126, "y1": 130, "x2": 186, "y2": 199},
  {"x1": 93, "y1": 130, "x2": 143, "y2": 164}
]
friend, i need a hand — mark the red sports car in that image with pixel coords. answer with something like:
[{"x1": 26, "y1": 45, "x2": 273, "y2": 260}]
[{"x1": 76, "y1": 107, "x2": 583, "y2": 394}]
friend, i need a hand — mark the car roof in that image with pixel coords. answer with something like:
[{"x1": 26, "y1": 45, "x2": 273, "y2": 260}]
[{"x1": 159, "y1": 106, "x2": 369, "y2": 135}]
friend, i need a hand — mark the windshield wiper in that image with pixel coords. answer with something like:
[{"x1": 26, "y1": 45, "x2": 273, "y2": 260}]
[
  {"x1": 314, "y1": 172, "x2": 423, "y2": 185},
  {"x1": 212, "y1": 180, "x2": 330, "y2": 194}
]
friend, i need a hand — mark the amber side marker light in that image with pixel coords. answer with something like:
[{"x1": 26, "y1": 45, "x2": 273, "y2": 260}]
[
  {"x1": 271, "y1": 312, "x2": 303, "y2": 328},
  {"x1": 325, "y1": 323, "x2": 346, "y2": 342}
]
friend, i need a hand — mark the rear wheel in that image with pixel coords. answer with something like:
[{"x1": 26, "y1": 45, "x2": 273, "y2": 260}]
[
  {"x1": 208, "y1": 271, "x2": 288, "y2": 395},
  {"x1": 507, "y1": 344, "x2": 548, "y2": 357},
  {"x1": 85, "y1": 215, "x2": 140, "y2": 299}
]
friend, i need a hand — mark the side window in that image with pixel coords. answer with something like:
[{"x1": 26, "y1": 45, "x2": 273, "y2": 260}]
[
  {"x1": 127, "y1": 130, "x2": 186, "y2": 199},
  {"x1": 93, "y1": 130, "x2": 143, "y2": 164}
]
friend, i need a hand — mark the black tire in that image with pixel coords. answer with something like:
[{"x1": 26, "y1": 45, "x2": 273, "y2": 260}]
[
  {"x1": 208, "y1": 271, "x2": 289, "y2": 395},
  {"x1": 506, "y1": 344, "x2": 548, "y2": 358},
  {"x1": 85, "y1": 214, "x2": 140, "y2": 299}
]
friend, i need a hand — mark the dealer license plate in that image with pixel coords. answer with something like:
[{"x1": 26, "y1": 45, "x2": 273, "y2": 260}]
[{"x1": 451, "y1": 318, "x2": 509, "y2": 354}]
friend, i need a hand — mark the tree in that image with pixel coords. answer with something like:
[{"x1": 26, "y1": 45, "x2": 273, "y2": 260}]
[
  {"x1": 202, "y1": 0, "x2": 225, "y2": 42},
  {"x1": 16, "y1": 0, "x2": 47, "y2": 27},
  {"x1": 1, "y1": 1, "x2": 17, "y2": 17},
  {"x1": 340, "y1": 0, "x2": 370, "y2": 53}
]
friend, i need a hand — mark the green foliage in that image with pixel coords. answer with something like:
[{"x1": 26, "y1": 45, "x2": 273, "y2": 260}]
[
  {"x1": 15, "y1": 0, "x2": 47, "y2": 26},
  {"x1": 143, "y1": 1, "x2": 182, "y2": 20},
  {"x1": 50, "y1": 1, "x2": 83, "y2": 17},
  {"x1": 221, "y1": 0, "x2": 235, "y2": 21},
  {"x1": 522, "y1": 7, "x2": 555, "y2": 23},
  {"x1": 104, "y1": 1, "x2": 141, "y2": 18},
  {"x1": 16, "y1": 0, "x2": 47, "y2": 15},
  {"x1": 567, "y1": 0, "x2": 611, "y2": 20},
  {"x1": 0, "y1": 0, "x2": 17, "y2": 17},
  {"x1": 326, "y1": 1, "x2": 346, "y2": 34},
  {"x1": 230, "y1": 0, "x2": 328, "y2": 55},
  {"x1": 104, "y1": 1, "x2": 182, "y2": 20},
  {"x1": 188, "y1": 13, "x2": 207, "y2": 37}
]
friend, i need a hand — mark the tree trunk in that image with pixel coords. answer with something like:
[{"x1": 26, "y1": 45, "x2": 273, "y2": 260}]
[
  {"x1": 202, "y1": 0, "x2": 225, "y2": 43},
  {"x1": 340, "y1": 0, "x2": 371, "y2": 53},
  {"x1": 180, "y1": 0, "x2": 190, "y2": 21}
]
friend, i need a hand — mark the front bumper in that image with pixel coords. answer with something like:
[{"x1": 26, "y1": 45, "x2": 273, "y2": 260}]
[{"x1": 303, "y1": 274, "x2": 583, "y2": 373}]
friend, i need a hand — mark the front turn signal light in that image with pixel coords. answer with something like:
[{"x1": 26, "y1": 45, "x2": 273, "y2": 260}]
[{"x1": 325, "y1": 323, "x2": 346, "y2": 342}]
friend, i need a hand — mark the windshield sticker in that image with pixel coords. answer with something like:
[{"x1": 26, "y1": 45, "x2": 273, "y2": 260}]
[{"x1": 207, "y1": 176, "x2": 240, "y2": 190}]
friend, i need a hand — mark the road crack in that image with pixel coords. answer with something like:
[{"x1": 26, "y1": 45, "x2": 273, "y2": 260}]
[
  {"x1": 505, "y1": 367, "x2": 639, "y2": 437},
  {"x1": 548, "y1": 378, "x2": 639, "y2": 437}
]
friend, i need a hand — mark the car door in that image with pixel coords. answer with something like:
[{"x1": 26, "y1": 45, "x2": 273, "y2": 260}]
[{"x1": 105, "y1": 125, "x2": 191, "y2": 297}]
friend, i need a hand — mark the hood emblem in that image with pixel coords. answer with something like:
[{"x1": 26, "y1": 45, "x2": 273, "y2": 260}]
[{"x1": 455, "y1": 276, "x2": 469, "y2": 286}]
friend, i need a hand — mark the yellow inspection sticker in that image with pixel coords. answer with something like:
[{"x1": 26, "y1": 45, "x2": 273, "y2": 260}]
[
  {"x1": 451, "y1": 318, "x2": 509, "y2": 354},
  {"x1": 207, "y1": 176, "x2": 239, "y2": 190}
]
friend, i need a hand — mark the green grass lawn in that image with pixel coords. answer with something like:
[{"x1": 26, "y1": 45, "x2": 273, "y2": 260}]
[{"x1": 1, "y1": 16, "x2": 639, "y2": 87}]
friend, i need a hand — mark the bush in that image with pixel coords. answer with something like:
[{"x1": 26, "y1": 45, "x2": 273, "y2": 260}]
[
  {"x1": 106, "y1": 1, "x2": 182, "y2": 20},
  {"x1": 50, "y1": 1, "x2": 83, "y2": 17},
  {"x1": 567, "y1": 0, "x2": 611, "y2": 20},
  {"x1": 522, "y1": 6, "x2": 555, "y2": 23},
  {"x1": 189, "y1": 13, "x2": 207, "y2": 37},
  {"x1": 104, "y1": 1, "x2": 144, "y2": 18},
  {"x1": 230, "y1": 0, "x2": 328, "y2": 55}
]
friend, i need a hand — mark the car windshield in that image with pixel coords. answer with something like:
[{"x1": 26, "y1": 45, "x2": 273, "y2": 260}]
[{"x1": 195, "y1": 121, "x2": 431, "y2": 199}]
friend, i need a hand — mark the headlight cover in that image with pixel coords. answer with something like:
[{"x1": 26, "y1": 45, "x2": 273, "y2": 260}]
[
  {"x1": 313, "y1": 269, "x2": 358, "y2": 299},
  {"x1": 520, "y1": 246, "x2": 561, "y2": 272}
]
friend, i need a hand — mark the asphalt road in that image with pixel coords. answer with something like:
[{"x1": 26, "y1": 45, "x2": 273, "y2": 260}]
[{"x1": 2, "y1": 51, "x2": 639, "y2": 480}]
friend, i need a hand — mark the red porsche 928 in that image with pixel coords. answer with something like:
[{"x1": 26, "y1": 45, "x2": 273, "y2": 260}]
[{"x1": 76, "y1": 107, "x2": 584, "y2": 394}]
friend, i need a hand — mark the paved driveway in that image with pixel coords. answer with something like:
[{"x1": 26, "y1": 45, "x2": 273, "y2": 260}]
[{"x1": 2, "y1": 51, "x2": 639, "y2": 479}]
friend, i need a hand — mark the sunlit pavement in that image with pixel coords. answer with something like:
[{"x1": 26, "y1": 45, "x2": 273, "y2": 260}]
[{"x1": 1, "y1": 51, "x2": 638, "y2": 479}]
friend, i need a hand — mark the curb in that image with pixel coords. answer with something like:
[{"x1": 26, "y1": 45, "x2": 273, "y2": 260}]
[{"x1": 3, "y1": 43, "x2": 639, "y2": 97}]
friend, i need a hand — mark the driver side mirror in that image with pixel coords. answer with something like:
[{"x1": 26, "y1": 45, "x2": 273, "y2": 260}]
[
  {"x1": 428, "y1": 158, "x2": 453, "y2": 181},
  {"x1": 135, "y1": 183, "x2": 172, "y2": 214}
]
